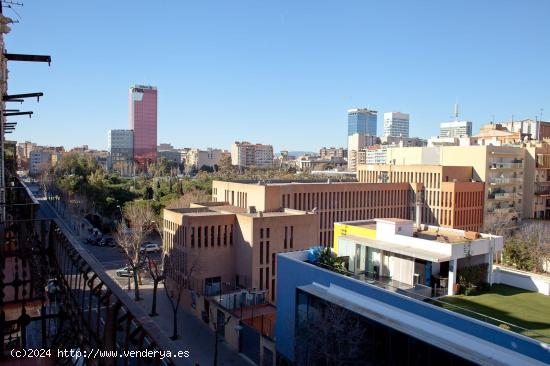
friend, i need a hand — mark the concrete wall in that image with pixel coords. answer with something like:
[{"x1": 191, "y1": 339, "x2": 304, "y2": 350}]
[{"x1": 493, "y1": 266, "x2": 550, "y2": 296}]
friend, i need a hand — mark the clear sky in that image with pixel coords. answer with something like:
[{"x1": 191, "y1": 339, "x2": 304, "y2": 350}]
[{"x1": 7, "y1": 1, "x2": 550, "y2": 152}]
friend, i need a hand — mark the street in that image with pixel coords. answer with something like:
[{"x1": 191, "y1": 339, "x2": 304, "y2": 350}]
[{"x1": 25, "y1": 179, "x2": 251, "y2": 366}]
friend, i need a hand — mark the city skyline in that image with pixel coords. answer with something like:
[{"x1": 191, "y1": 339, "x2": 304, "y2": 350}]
[{"x1": 7, "y1": 1, "x2": 550, "y2": 151}]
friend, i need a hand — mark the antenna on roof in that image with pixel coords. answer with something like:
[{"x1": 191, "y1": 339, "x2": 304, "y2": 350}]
[
  {"x1": 453, "y1": 100, "x2": 459, "y2": 121},
  {"x1": 1, "y1": 1, "x2": 23, "y2": 20}
]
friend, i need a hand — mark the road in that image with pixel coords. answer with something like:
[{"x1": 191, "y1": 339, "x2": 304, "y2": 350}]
[{"x1": 24, "y1": 179, "x2": 251, "y2": 366}]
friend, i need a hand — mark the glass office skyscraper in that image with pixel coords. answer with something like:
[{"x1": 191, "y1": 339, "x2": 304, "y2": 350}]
[{"x1": 348, "y1": 108, "x2": 378, "y2": 136}]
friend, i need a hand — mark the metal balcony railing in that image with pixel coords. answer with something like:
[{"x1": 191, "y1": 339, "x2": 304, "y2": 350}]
[
  {"x1": 489, "y1": 177, "x2": 523, "y2": 184},
  {"x1": 1, "y1": 178, "x2": 176, "y2": 365},
  {"x1": 490, "y1": 162, "x2": 523, "y2": 169}
]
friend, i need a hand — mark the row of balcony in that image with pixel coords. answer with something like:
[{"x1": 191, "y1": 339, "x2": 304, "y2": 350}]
[
  {"x1": 489, "y1": 177, "x2": 523, "y2": 185},
  {"x1": 490, "y1": 162, "x2": 523, "y2": 169}
]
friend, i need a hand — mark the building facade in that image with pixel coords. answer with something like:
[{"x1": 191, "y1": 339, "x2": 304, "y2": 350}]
[
  {"x1": 230, "y1": 141, "x2": 273, "y2": 168},
  {"x1": 499, "y1": 119, "x2": 550, "y2": 141},
  {"x1": 319, "y1": 147, "x2": 347, "y2": 159},
  {"x1": 383, "y1": 111, "x2": 409, "y2": 137},
  {"x1": 185, "y1": 148, "x2": 226, "y2": 171},
  {"x1": 29, "y1": 150, "x2": 52, "y2": 176},
  {"x1": 347, "y1": 133, "x2": 378, "y2": 171},
  {"x1": 348, "y1": 108, "x2": 377, "y2": 136},
  {"x1": 212, "y1": 180, "x2": 415, "y2": 248},
  {"x1": 439, "y1": 145, "x2": 525, "y2": 221},
  {"x1": 163, "y1": 204, "x2": 318, "y2": 307},
  {"x1": 524, "y1": 142, "x2": 550, "y2": 219},
  {"x1": 357, "y1": 164, "x2": 485, "y2": 231},
  {"x1": 440, "y1": 121, "x2": 473, "y2": 138},
  {"x1": 275, "y1": 249, "x2": 546, "y2": 366},
  {"x1": 108, "y1": 129, "x2": 133, "y2": 176},
  {"x1": 129, "y1": 85, "x2": 157, "y2": 169}
]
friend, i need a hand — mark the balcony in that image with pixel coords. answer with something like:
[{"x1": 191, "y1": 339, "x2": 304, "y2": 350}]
[
  {"x1": 490, "y1": 162, "x2": 523, "y2": 170},
  {"x1": 489, "y1": 177, "x2": 523, "y2": 185},
  {"x1": 1, "y1": 177, "x2": 175, "y2": 364}
]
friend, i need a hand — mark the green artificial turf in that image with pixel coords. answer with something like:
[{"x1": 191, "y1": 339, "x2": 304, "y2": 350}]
[{"x1": 435, "y1": 284, "x2": 550, "y2": 342}]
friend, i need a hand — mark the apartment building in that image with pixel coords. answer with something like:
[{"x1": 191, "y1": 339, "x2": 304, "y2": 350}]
[
  {"x1": 212, "y1": 180, "x2": 415, "y2": 248},
  {"x1": 29, "y1": 150, "x2": 52, "y2": 176},
  {"x1": 231, "y1": 141, "x2": 273, "y2": 168},
  {"x1": 319, "y1": 146, "x2": 347, "y2": 159},
  {"x1": 499, "y1": 118, "x2": 550, "y2": 141},
  {"x1": 185, "y1": 148, "x2": 227, "y2": 171},
  {"x1": 163, "y1": 204, "x2": 318, "y2": 308},
  {"x1": 440, "y1": 145, "x2": 525, "y2": 220},
  {"x1": 357, "y1": 164, "x2": 485, "y2": 231},
  {"x1": 108, "y1": 129, "x2": 133, "y2": 176},
  {"x1": 524, "y1": 142, "x2": 550, "y2": 219},
  {"x1": 348, "y1": 133, "x2": 378, "y2": 171}
]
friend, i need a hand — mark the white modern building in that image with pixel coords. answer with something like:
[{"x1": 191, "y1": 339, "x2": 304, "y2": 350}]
[
  {"x1": 108, "y1": 129, "x2": 134, "y2": 176},
  {"x1": 440, "y1": 121, "x2": 473, "y2": 138},
  {"x1": 383, "y1": 112, "x2": 410, "y2": 138},
  {"x1": 230, "y1": 141, "x2": 273, "y2": 168},
  {"x1": 335, "y1": 218, "x2": 504, "y2": 296}
]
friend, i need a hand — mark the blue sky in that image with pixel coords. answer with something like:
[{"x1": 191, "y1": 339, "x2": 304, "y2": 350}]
[{"x1": 7, "y1": 1, "x2": 550, "y2": 152}]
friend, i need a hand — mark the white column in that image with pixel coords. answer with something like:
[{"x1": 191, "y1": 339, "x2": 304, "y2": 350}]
[
  {"x1": 448, "y1": 258, "x2": 457, "y2": 296},
  {"x1": 487, "y1": 238, "x2": 494, "y2": 285}
]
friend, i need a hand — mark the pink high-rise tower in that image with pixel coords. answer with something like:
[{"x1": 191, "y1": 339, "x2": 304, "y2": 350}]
[{"x1": 129, "y1": 85, "x2": 157, "y2": 169}]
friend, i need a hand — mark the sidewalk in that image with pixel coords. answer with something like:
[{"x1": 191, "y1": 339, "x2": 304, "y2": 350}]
[
  {"x1": 34, "y1": 189, "x2": 251, "y2": 366},
  {"x1": 135, "y1": 286, "x2": 251, "y2": 366}
]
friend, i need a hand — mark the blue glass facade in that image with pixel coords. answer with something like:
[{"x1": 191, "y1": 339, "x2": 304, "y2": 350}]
[{"x1": 348, "y1": 109, "x2": 377, "y2": 136}]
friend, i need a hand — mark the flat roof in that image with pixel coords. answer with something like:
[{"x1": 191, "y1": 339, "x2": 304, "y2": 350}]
[
  {"x1": 298, "y1": 283, "x2": 545, "y2": 366},
  {"x1": 340, "y1": 235, "x2": 451, "y2": 262}
]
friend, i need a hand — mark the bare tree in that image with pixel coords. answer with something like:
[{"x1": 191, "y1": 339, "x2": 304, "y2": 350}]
[
  {"x1": 163, "y1": 252, "x2": 200, "y2": 340},
  {"x1": 296, "y1": 302, "x2": 368, "y2": 366},
  {"x1": 504, "y1": 221, "x2": 550, "y2": 273},
  {"x1": 146, "y1": 254, "x2": 164, "y2": 316},
  {"x1": 483, "y1": 209, "x2": 517, "y2": 238},
  {"x1": 115, "y1": 202, "x2": 156, "y2": 301},
  {"x1": 165, "y1": 189, "x2": 210, "y2": 209}
]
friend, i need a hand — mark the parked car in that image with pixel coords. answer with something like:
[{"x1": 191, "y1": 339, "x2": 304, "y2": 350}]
[
  {"x1": 115, "y1": 267, "x2": 134, "y2": 277},
  {"x1": 99, "y1": 237, "x2": 115, "y2": 247},
  {"x1": 140, "y1": 243, "x2": 160, "y2": 253}
]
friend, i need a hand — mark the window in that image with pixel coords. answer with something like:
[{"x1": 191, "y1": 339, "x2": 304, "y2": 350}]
[
  {"x1": 272, "y1": 253, "x2": 276, "y2": 275},
  {"x1": 211, "y1": 226, "x2": 215, "y2": 247},
  {"x1": 266, "y1": 241, "x2": 270, "y2": 264},
  {"x1": 259, "y1": 268, "x2": 263, "y2": 290},
  {"x1": 266, "y1": 228, "x2": 270, "y2": 238},
  {"x1": 197, "y1": 227, "x2": 201, "y2": 248},
  {"x1": 204, "y1": 226, "x2": 208, "y2": 247},
  {"x1": 260, "y1": 242, "x2": 264, "y2": 265},
  {"x1": 224, "y1": 225, "x2": 227, "y2": 245},
  {"x1": 191, "y1": 227, "x2": 195, "y2": 247},
  {"x1": 266, "y1": 267, "x2": 270, "y2": 289},
  {"x1": 217, "y1": 225, "x2": 221, "y2": 246},
  {"x1": 260, "y1": 228, "x2": 264, "y2": 239},
  {"x1": 290, "y1": 226, "x2": 294, "y2": 249},
  {"x1": 230, "y1": 225, "x2": 233, "y2": 245}
]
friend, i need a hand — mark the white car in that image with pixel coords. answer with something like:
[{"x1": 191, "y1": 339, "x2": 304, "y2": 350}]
[{"x1": 140, "y1": 243, "x2": 160, "y2": 253}]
